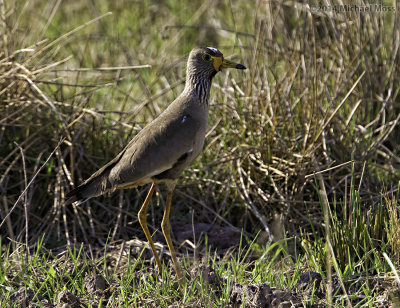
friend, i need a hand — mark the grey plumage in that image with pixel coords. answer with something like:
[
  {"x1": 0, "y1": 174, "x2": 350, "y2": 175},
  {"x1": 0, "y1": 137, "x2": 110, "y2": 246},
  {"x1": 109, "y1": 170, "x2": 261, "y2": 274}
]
[
  {"x1": 65, "y1": 47, "x2": 246, "y2": 282},
  {"x1": 66, "y1": 47, "x2": 223, "y2": 204}
]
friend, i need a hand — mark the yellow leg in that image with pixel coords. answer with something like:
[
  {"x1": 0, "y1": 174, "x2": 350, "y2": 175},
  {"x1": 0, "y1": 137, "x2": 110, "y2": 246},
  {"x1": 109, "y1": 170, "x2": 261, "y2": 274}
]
[
  {"x1": 138, "y1": 183, "x2": 162, "y2": 275},
  {"x1": 161, "y1": 189, "x2": 184, "y2": 283}
]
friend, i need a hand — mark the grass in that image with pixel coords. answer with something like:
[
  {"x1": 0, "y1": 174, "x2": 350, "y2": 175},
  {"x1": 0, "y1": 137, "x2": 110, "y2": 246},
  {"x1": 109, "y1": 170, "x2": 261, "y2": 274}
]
[
  {"x1": 1, "y1": 0, "x2": 400, "y2": 306},
  {"x1": 2, "y1": 190, "x2": 399, "y2": 307}
]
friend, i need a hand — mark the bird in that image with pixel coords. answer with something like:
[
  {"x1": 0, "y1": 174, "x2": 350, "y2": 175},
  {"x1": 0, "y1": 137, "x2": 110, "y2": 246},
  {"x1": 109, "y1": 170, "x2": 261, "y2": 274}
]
[{"x1": 65, "y1": 47, "x2": 246, "y2": 282}]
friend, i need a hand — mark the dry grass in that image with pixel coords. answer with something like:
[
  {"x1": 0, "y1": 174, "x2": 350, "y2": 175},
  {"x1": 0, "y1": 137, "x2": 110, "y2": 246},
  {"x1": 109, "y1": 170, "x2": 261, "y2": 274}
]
[
  {"x1": 1, "y1": 0, "x2": 399, "y2": 255},
  {"x1": 1, "y1": 0, "x2": 400, "y2": 306}
]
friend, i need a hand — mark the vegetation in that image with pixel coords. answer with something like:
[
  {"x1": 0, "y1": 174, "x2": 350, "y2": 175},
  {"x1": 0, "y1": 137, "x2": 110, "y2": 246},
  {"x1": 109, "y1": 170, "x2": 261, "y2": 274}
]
[{"x1": 1, "y1": 0, "x2": 399, "y2": 306}]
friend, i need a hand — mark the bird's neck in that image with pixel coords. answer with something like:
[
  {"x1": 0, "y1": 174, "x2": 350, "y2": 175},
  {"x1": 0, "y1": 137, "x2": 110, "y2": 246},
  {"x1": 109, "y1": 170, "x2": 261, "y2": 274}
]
[{"x1": 184, "y1": 72, "x2": 214, "y2": 106}]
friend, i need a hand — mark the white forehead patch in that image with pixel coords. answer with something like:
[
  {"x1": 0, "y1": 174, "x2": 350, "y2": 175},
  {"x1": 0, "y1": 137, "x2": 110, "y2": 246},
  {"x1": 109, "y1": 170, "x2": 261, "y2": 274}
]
[{"x1": 207, "y1": 47, "x2": 220, "y2": 54}]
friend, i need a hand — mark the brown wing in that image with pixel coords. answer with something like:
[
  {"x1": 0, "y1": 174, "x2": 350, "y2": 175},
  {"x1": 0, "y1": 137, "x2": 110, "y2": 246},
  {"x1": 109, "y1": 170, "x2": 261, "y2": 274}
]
[{"x1": 65, "y1": 98, "x2": 206, "y2": 204}]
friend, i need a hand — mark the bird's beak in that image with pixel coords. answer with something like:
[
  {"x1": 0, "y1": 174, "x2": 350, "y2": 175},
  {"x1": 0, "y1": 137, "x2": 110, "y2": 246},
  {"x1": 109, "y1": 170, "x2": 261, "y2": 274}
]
[
  {"x1": 220, "y1": 58, "x2": 246, "y2": 70},
  {"x1": 212, "y1": 56, "x2": 246, "y2": 71}
]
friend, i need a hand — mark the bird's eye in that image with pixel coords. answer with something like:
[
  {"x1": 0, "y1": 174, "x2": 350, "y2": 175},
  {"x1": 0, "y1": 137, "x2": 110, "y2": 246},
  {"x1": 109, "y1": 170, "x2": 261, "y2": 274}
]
[{"x1": 202, "y1": 54, "x2": 212, "y2": 62}]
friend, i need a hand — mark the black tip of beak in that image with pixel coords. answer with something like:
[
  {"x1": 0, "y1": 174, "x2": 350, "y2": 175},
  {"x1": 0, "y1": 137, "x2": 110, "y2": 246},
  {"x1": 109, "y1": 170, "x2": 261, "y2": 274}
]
[{"x1": 236, "y1": 64, "x2": 246, "y2": 70}]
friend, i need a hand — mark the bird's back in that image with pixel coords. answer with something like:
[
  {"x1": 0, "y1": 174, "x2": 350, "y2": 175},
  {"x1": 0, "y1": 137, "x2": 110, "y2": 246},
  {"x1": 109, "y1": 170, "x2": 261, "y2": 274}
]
[{"x1": 65, "y1": 93, "x2": 208, "y2": 204}]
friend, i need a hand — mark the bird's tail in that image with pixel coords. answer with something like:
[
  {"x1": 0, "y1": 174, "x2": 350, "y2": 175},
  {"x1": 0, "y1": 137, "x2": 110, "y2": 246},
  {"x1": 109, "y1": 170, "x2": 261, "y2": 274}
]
[
  {"x1": 65, "y1": 169, "x2": 113, "y2": 205},
  {"x1": 65, "y1": 149, "x2": 124, "y2": 205},
  {"x1": 65, "y1": 183, "x2": 92, "y2": 205}
]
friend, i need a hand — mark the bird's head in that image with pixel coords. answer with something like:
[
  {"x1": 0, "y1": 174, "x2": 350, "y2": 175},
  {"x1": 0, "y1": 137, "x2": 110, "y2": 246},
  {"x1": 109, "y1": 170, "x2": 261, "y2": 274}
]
[{"x1": 187, "y1": 47, "x2": 246, "y2": 80}]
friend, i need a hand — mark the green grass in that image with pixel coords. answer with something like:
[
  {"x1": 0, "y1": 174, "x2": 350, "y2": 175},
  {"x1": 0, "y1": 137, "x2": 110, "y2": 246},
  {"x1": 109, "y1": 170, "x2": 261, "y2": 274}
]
[
  {"x1": 1, "y1": 187, "x2": 399, "y2": 307},
  {"x1": 1, "y1": 0, "x2": 400, "y2": 306}
]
